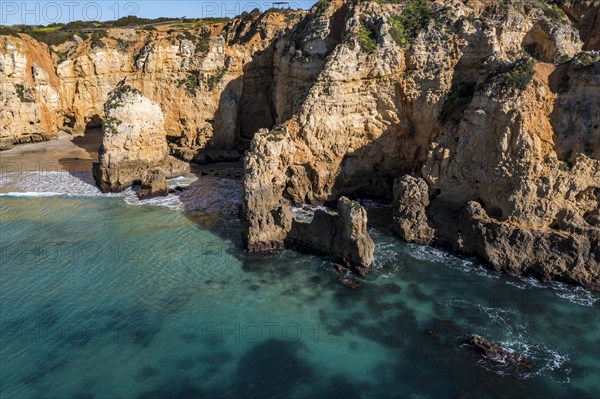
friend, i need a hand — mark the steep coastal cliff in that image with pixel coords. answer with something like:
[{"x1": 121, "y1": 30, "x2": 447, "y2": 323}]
[{"x1": 1, "y1": 0, "x2": 599, "y2": 288}]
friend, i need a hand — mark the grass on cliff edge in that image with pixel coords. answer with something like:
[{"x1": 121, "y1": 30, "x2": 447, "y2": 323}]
[{"x1": 0, "y1": 16, "x2": 229, "y2": 47}]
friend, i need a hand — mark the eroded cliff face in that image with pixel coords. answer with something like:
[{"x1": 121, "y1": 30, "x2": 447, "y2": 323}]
[
  {"x1": 92, "y1": 84, "x2": 189, "y2": 194},
  {"x1": 0, "y1": 11, "x2": 305, "y2": 153},
  {"x1": 240, "y1": 0, "x2": 599, "y2": 288},
  {"x1": 0, "y1": 34, "x2": 61, "y2": 149},
  {"x1": 1, "y1": 1, "x2": 599, "y2": 288}
]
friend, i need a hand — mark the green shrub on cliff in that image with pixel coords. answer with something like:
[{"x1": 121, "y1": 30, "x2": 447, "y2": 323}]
[
  {"x1": 315, "y1": 0, "x2": 331, "y2": 15},
  {"x1": 501, "y1": 58, "x2": 536, "y2": 90},
  {"x1": 205, "y1": 67, "x2": 227, "y2": 91},
  {"x1": 389, "y1": 0, "x2": 433, "y2": 46},
  {"x1": 0, "y1": 26, "x2": 20, "y2": 38},
  {"x1": 195, "y1": 32, "x2": 211, "y2": 55},
  {"x1": 531, "y1": 0, "x2": 569, "y2": 24},
  {"x1": 573, "y1": 52, "x2": 600, "y2": 68},
  {"x1": 105, "y1": 84, "x2": 140, "y2": 110},
  {"x1": 178, "y1": 71, "x2": 202, "y2": 96},
  {"x1": 359, "y1": 23, "x2": 378, "y2": 53},
  {"x1": 103, "y1": 116, "x2": 122, "y2": 135},
  {"x1": 341, "y1": 197, "x2": 362, "y2": 211},
  {"x1": 15, "y1": 84, "x2": 35, "y2": 103}
]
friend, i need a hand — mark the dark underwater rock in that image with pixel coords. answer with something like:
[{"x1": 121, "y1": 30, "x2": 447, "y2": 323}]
[{"x1": 469, "y1": 335, "x2": 535, "y2": 370}]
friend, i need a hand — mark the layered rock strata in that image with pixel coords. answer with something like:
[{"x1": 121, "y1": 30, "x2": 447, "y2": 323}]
[
  {"x1": 2, "y1": 1, "x2": 599, "y2": 288},
  {"x1": 92, "y1": 84, "x2": 188, "y2": 196},
  {"x1": 239, "y1": 1, "x2": 600, "y2": 288},
  {"x1": 288, "y1": 197, "x2": 375, "y2": 273}
]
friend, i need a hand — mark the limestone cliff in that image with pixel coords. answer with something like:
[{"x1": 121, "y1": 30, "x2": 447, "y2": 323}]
[
  {"x1": 92, "y1": 84, "x2": 189, "y2": 195},
  {"x1": 239, "y1": 0, "x2": 599, "y2": 288},
  {"x1": 1, "y1": 1, "x2": 599, "y2": 288},
  {"x1": 1, "y1": 11, "x2": 305, "y2": 153}
]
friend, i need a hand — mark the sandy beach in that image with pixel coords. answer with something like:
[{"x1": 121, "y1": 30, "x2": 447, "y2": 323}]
[{"x1": 0, "y1": 128, "x2": 103, "y2": 174}]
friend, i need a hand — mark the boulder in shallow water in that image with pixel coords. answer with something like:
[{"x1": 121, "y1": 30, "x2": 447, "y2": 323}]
[
  {"x1": 469, "y1": 335, "x2": 535, "y2": 370},
  {"x1": 287, "y1": 197, "x2": 375, "y2": 273},
  {"x1": 138, "y1": 170, "x2": 168, "y2": 200},
  {"x1": 392, "y1": 175, "x2": 435, "y2": 245},
  {"x1": 92, "y1": 84, "x2": 188, "y2": 193}
]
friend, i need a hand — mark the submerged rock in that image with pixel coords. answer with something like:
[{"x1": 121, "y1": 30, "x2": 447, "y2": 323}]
[
  {"x1": 469, "y1": 335, "x2": 535, "y2": 370},
  {"x1": 338, "y1": 278, "x2": 363, "y2": 290}
]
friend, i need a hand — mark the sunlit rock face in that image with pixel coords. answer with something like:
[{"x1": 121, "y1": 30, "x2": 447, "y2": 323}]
[{"x1": 1, "y1": 1, "x2": 598, "y2": 287}]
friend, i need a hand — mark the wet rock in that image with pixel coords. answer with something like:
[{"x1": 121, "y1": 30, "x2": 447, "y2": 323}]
[
  {"x1": 287, "y1": 197, "x2": 375, "y2": 272},
  {"x1": 469, "y1": 335, "x2": 535, "y2": 370},
  {"x1": 392, "y1": 176, "x2": 435, "y2": 245},
  {"x1": 338, "y1": 278, "x2": 363, "y2": 290},
  {"x1": 138, "y1": 170, "x2": 168, "y2": 200},
  {"x1": 456, "y1": 201, "x2": 600, "y2": 290}
]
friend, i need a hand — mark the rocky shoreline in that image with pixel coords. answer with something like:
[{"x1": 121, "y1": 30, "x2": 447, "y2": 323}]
[{"x1": 1, "y1": 0, "x2": 599, "y2": 288}]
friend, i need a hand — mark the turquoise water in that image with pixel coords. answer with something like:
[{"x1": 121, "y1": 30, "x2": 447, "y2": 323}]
[{"x1": 1, "y1": 174, "x2": 599, "y2": 398}]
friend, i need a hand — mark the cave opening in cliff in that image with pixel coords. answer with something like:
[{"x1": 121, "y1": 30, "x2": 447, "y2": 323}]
[{"x1": 74, "y1": 115, "x2": 104, "y2": 157}]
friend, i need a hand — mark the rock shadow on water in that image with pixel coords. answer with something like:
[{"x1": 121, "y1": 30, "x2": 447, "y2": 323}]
[
  {"x1": 177, "y1": 164, "x2": 246, "y2": 261},
  {"x1": 136, "y1": 378, "x2": 207, "y2": 399},
  {"x1": 320, "y1": 374, "x2": 365, "y2": 399},
  {"x1": 135, "y1": 366, "x2": 160, "y2": 382},
  {"x1": 232, "y1": 340, "x2": 315, "y2": 398},
  {"x1": 89, "y1": 305, "x2": 162, "y2": 348}
]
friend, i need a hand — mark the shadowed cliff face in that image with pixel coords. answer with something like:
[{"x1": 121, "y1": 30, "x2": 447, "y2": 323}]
[{"x1": 1, "y1": 1, "x2": 599, "y2": 288}]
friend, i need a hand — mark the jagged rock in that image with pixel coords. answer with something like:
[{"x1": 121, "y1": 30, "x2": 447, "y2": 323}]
[
  {"x1": 392, "y1": 176, "x2": 435, "y2": 245},
  {"x1": 469, "y1": 335, "x2": 535, "y2": 370},
  {"x1": 454, "y1": 201, "x2": 600, "y2": 290},
  {"x1": 138, "y1": 170, "x2": 168, "y2": 200},
  {"x1": 92, "y1": 85, "x2": 188, "y2": 193},
  {"x1": 287, "y1": 197, "x2": 375, "y2": 272},
  {"x1": 0, "y1": 35, "x2": 61, "y2": 149},
  {"x1": 334, "y1": 197, "x2": 376, "y2": 273},
  {"x1": 0, "y1": 11, "x2": 304, "y2": 150},
  {"x1": 2, "y1": 2, "x2": 599, "y2": 289}
]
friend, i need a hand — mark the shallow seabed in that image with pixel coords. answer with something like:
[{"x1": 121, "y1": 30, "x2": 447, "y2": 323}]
[{"x1": 0, "y1": 172, "x2": 598, "y2": 399}]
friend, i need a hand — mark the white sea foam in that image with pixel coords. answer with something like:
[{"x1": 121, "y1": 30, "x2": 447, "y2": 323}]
[
  {"x1": 0, "y1": 171, "x2": 103, "y2": 197},
  {"x1": 498, "y1": 339, "x2": 570, "y2": 381},
  {"x1": 0, "y1": 191, "x2": 65, "y2": 197},
  {"x1": 0, "y1": 171, "x2": 243, "y2": 213},
  {"x1": 407, "y1": 244, "x2": 498, "y2": 279},
  {"x1": 506, "y1": 276, "x2": 598, "y2": 307},
  {"x1": 549, "y1": 281, "x2": 598, "y2": 307}
]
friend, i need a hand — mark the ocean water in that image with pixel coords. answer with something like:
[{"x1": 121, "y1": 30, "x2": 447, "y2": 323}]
[{"x1": 0, "y1": 171, "x2": 599, "y2": 399}]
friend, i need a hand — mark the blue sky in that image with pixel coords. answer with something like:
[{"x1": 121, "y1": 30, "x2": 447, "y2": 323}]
[{"x1": 0, "y1": 1, "x2": 318, "y2": 26}]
